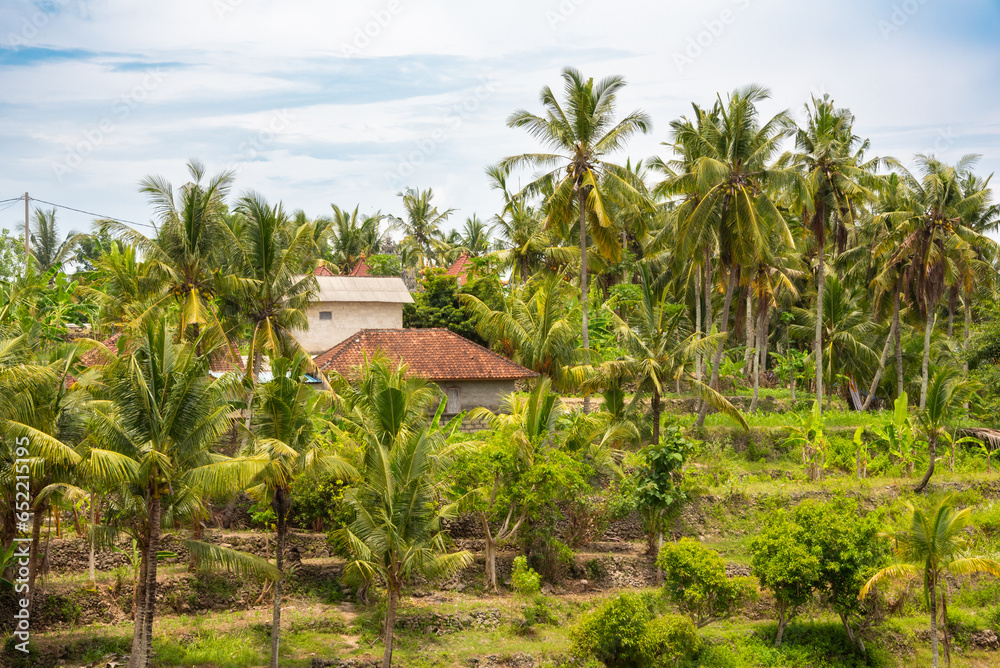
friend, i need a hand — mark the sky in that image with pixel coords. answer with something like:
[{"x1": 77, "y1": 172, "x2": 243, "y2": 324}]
[{"x1": 0, "y1": 0, "x2": 998, "y2": 239}]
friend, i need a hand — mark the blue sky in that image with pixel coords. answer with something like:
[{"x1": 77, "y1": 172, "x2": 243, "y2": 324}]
[{"x1": 0, "y1": 0, "x2": 998, "y2": 237}]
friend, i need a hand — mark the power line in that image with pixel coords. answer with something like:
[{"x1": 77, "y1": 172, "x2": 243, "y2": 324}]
[
  {"x1": 0, "y1": 196, "x2": 25, "y2": 204},
  {"x1": 27, "y1": 197, "x2": 158, "y2": 231}
]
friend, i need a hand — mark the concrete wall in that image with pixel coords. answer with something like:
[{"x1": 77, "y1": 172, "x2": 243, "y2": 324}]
[
  {"x1": 435, "y1": 379, "x2": 516, "y2": 416},
  {"x1": 296, "y1": 301, "x2": 403, "y2": 354}
]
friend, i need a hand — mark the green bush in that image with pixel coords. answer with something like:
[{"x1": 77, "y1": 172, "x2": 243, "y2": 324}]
[
  {"x1": 571, "y1": 593, "x2": 655, "y2": 667},
  {"x1": 656, "y1": 538, "x2": 757, "y2": 628},
  {"x1": 288, "y1": 470, "x2": 351, "y2": 532},
  {"x1": 512, "y1": 555, "x2": 541, "y2": 596},
  {"x1": 639, "y1": 614, "x2": 700, "y2": 668}
]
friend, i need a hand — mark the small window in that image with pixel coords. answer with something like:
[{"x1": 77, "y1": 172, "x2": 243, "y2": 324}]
[
  {"x1": 445, "y1": 386, "x2": 461, "y2": 414},
  {"x1": 319, "y1": 311, "x2": 332, "y2": 321}
]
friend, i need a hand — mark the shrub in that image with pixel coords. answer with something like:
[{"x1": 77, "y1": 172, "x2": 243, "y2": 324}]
[
  {"x1": 571, "y1": 593, "x2": 655, "y2": 668},
  {"x1": 639, "y1": 614, "x2": 700, "y2": 668},
  {"x1": 512, "y1": 555, "x2": 541, "y2": 596},
  {"x1": 656, "y1": 538, "x2": 757, "y2": 628}
]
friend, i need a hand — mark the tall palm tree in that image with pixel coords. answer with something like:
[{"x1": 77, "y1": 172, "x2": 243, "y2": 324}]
[
  {"x1": 502, "y1": 67, "x2": 653, "y2": 411},
  {"x1": 457, "y1": 215, "x2": 491, "y2": 256},
  {"x1": 781, "y1": 95, "x2": 880, "y2": 412},
  {"x1": 326, "y1": 204, "x2": 385, "y2": 273},
  {"x1": 670, "y1": 86, "x2": 796, "y2": 427},
  {"x1": 242, "y1": 354, "x2": 356, "y2": 668},
  {"x1": 29, "y1": 207, "x2": 81, "y2": 272},
  {"x1": 92, "y1": 321, "x2": 271, "y2": 668},
  {"x1": 219, "y1": 192, "x2": 320, "y2": 391},
  {"x1": 860, "y1": 494, "x2": 1000, "y2": 668},
  {"x1": 100, "y1": 160, "x2": 238, "y2": 346},
  {"x1": 389, "y1": 188, "x2": 454, "y2": 269},
  {"x1": 880, "y1": 155, "x2": 993, "y2": 409},
  {"x1": 912, "y1": 368, "x2": 978, "y2": 492}
]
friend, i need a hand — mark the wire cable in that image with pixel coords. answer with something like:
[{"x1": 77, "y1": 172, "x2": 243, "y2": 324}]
[
  {"x1": 27, "y1": 197, "x2": 158, "y2": 231},
  {"x1": 0, "y1": 196, "x2": 25, "y2": 204}
]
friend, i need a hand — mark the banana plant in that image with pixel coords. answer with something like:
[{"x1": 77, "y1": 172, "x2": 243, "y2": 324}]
[
  {"x1": 852, "y1": 426, "x2": 868, "y2": 479},
  {"x1": 784, "y1": 401, "x2": 827, "y2": 481},
  {"x1": 870, "y1": 392, "x2": 920, "y2": 477}
]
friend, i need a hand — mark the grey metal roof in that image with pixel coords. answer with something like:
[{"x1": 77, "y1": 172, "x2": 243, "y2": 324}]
[{"x1": 312, "y1": 276, "x2": 414, "y2": 304}]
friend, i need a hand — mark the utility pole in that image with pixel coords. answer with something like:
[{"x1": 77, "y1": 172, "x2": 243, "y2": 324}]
[{"x1": 24, "y1": 191, "x2": 30, "y2": 262}]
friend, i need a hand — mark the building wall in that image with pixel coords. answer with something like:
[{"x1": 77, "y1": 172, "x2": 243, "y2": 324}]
[
  {"x1": 297, "y1": 302, "x2": 404, "y2": 354},
  {"x1": 435, "y1": 379, "x2": 517, "y2": 416}
]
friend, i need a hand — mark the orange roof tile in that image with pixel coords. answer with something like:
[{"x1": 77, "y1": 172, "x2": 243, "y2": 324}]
[
  {"x1": 314, "y1": 328, "x2": 536, "y2": 381},
  {"x1": 348, "y1": 259, "x2": 371, "y2": 277},
  {"x1": 444, "y1": 253, "x2": 474, "y2": 285},
  {"x1": 314, "y1": 265, "x2": 336, "y2": 277}
]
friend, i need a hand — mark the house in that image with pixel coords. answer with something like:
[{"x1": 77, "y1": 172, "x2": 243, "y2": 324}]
[
  {"x1": 296, "y1": 271, "x2": 414, "y2": 355},
  {"x1": 313, "y1": 328, "x2": 537, "y2": 424}
]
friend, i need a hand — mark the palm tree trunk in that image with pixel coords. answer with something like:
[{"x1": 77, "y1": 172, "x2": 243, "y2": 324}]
[
  {"x1": 245, "y1": 349, "x2": 262, "y2": 430},
  {"x1": 578, "y1": 188, "x2": 590, "y2": 414},
  {"x1": 920, "y1": 307, "x2": 934, "y2": 411},
  {"x1": 915, "y1": 433, "x2": 937, "y2": 493},
  {"x1": 862, "y1": 289, "x2": 900, "y2": 411},
  {"x1": 751, "y1": 309, "x2": 764, "y2": 413},
  {"x1": 947, "y1": 286, "x2": 957, "y2": 338},
  {"x1": 695, "y1": 271, "x2": 702, "y2": 385},
  {"x1": 815, "y1": 243, "x2": 826, "y2": 412},
  {"x1": 696, "y1": 268, "x2": 737, "y2": 429},
  {"x1": 895, "y1": 290, "x2": 904, "y2": 399},
  {"x1": 929, "y1": 571, "x2": 940, "y2": 668},
  {"x1": 28, "y1": 498, "x2": 45, "y2": 609},
  {"x1": 88, "y1": 492, "x2": 96, "y2": 587},
  {"x1": 139, "y1": 493, "x2": 162, "y2": 668},
  {"x1": 703, "y1": 251, "x2": 713, "y2": 386},
  {"x1": 652, "y1": 388, "x2": 661, "y2": 445},
  {"x1": 383, "y1": 584, "x2": 399, "y2": 668},
  {"x1": 269, "y1": 488, "x2": 288, "y2": 668},
  {"x1": 127, "y1": 546, "x2": 148, "y2": 668},
  {"x1": 744, "y1": 292, "x2": 753, "y2": 363},
  {"x1": 964, "y1": 296, "x2": 971, "y2": 375}
]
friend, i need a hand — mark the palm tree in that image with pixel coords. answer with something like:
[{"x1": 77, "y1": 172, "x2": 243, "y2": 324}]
[
  {"x1": 781, "y1": 95, "x2": 880, "y2": 412},
  {"x1": 219, "y1": 191, "x2": 320, "y2": 392},
  {"x1": 389, "y1": 188, "x2": 454, "y2": 269},
  {"x1": 100, "y1": 160, "x2": 239, "y2": 346},
  {"x1": 462, "y1": 273, "x2": 578, "y2": 389},
  {"x1": 242, "y1": 354, "x2": 356, "y2": 668},
  {"x1": 573, "y1": 264, "x2": 747, "y2": 443},
  {"x1": 860, "y1": 493, "x2": 1000, "y2": 668},
  {"x1": 502, "y1": 67, "x2": 653, "y2": 411},
  {"x1": 669, "y1": 86, "x2": 797, "y2": 428},
  {"x1": 913, "y1": 368, "x2": 977, "y2": 492},
  {"x1": 486, "y1": 164, "x2": 550, "y2": 284},
  {"x1": 880, "y1": 155, "x2": 993, "y2": 409},
  {"x1": 92, "y1": 320, "x2": 272, "y2": 668},
  {"x1": 326, "y1": 205, "x2": 385, "y2": 273},
  {"x1": 332, "y1": 356, "x2": 471, "y2": 668},
  {"x1": 457, "y1": 215, "x2": 491, "y2": 256},
  {"x1": 29, "y1": 207, "x2": 81, "y2": 272}
]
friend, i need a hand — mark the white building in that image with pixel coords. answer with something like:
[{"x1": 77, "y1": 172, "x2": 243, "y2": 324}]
[{"x1": 296, "y1": 270, "x2": 414, "y2": 355}]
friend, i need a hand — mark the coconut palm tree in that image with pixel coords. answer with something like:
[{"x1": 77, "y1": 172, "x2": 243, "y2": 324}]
[
  {"x1": 781, "y1": 95, "x2": 880, "y2": 412},
  {"x1": 99, "y1": 160, "x2": 239, "y2": 348},
  {"x1": 462, "y1": 273, "x2": 579, "y2": 389},
  {"x1": 486, "y1": 164, "x2": 550, "y2": 284},
  {"x1": 331, "y1": 355, "x2": 471, "y2": 668},
  {"x1": 241, "y1": 353, "x2": 356, "y2": 668},
  {"x1": 913, "y1": 368, "x2": 978, "y2": 493},
  {"x1": 880, "y1": 155, "x2": 993, "y2": 409},
  {"x1": 457, "y1": 215, "x2": 491, "y2": 257},
  {"x1": 92, "y1": 320, "x2": 274, "y2": 668},
  {"x1": 326, "y1": 205, "x2": 385, "y2": 273},
  {"x1": 389, "y1": 188, "x2": 454, "y2": 269},
  {"x1": 502, "y1": 67, "x2": 653, "y2": 411},
  {"x1": 29, "y1": 207, "x2": 82, "y2": 272},
  {"x1": 860, "y1": 493, "x2": 1000, "y2": 668},
  {"x1": 668, "y1": 86, "x2": 797, "y2": 428}
]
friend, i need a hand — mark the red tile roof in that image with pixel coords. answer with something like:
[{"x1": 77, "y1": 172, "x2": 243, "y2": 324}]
[
  {"x1": 314, "y1": 328, "x2": 536, "y2": 381},
  {"x1": 348, "y1": 258, "x2": 371, "y2": 277},
  {"x1": 314, "y1": 264, "x2": 336, "y2": 277},
  {"x1": 444, "y1": 253, "x2": 473, "y2": 285}
]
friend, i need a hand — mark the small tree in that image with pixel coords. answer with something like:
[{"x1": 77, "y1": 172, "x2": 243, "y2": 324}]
[
  {"x1": 656, "y1": 538, "x2": 756, "y2": 628},
  {"x1": 749, "y1": 511, "x2": 821, "y2": 646},
  {"x1": 633, "y1": 425, "x2": 695, "y2": 558},
  {"x1": 914, "y1": 369, "x2": 977, "y2": 492},
  {"x1": 784, "y1": 401, "x2": 827, "y2": 481}
]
